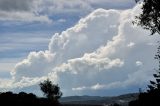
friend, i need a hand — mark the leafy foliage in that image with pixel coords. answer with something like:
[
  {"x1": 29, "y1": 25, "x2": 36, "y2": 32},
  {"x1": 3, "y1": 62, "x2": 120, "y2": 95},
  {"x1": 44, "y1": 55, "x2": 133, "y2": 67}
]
[
  {"x1": 134, "y1": 0, "x2": 160, "y2": 35},
  {"x1": 39, "y1": 79, "x2": 62, "y2": 100}
]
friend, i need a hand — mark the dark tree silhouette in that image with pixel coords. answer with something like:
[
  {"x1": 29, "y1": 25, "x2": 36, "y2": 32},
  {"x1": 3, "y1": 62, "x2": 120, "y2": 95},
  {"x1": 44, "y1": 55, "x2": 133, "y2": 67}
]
[
  {"x1": 147, "y1": 45, "x2": 160, "y2": 92},
  {"x1": 129, "y1": 1, "x2": 160, "y2": 105},
  {"x1": 129, "y1": 45, "x2": 160, "y2": 106},
  {"x1": 129, "y1": 46, "x2": 160, "y2": 106},
  {"x1": 39, "y1": 79, "x2": 62, "y2": 100},
  {"x1": 112, "y1": 103, "x2": 120, "y2": 106},
  {"x1": 134, "y1": 0, "x2": 160, "y2": 92},
  {"x1": 0, "y1": 91, "x2": 61, "y2": 106},
  {"x1": 134, "y1": 0, "x2": 160, "y2": 35}
]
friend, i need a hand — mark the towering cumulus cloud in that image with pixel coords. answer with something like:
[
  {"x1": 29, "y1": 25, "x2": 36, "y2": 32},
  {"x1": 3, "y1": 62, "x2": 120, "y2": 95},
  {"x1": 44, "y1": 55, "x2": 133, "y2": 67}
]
[{"x1": 1, "y1": 4, "x2": 158, "y2": 95}]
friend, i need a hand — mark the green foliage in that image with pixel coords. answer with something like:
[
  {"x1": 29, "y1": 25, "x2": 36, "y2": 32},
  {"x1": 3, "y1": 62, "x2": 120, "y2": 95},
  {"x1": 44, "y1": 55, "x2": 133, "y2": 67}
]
[
  {"x1": 39, "y1": 79, "x2": 62, "y2": 100},
  {"x1": 134, "y1": 0, "x2": 160, "y2": 35}
]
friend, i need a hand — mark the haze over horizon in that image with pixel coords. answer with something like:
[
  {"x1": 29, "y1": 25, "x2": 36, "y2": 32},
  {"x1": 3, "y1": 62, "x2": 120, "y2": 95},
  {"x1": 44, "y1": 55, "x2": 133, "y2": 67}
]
[{"x1": 0, "y1": 0, "x2": 159, "y2": 96}]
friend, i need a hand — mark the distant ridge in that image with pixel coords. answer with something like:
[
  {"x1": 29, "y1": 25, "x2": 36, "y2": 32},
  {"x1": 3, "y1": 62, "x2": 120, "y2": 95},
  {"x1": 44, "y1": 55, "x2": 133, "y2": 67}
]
[{"x1": 60, "y1": 93, "x2": 138, "y2": 106}]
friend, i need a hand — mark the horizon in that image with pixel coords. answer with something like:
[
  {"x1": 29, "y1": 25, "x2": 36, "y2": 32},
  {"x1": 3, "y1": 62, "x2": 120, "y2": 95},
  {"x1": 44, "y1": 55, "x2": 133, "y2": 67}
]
[{"x1": 0, "y1": 0, "x2": 159, "y2": 97}]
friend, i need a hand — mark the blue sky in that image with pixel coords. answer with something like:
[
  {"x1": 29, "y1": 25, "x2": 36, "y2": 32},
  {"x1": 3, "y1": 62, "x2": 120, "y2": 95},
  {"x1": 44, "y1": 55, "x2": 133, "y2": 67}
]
[{"x1": 0, "y1": 0, "x2": 159, "y2": 96}]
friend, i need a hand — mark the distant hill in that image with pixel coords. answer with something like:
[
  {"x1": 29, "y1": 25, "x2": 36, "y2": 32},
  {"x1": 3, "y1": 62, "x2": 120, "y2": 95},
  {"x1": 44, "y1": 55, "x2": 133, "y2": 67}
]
[{"x1": 60, "y1": 93, "x2": 138, "y2": 106}]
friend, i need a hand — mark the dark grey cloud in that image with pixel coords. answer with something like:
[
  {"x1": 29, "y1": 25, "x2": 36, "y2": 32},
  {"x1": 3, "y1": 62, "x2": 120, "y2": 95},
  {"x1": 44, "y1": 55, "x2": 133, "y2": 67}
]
[
  {"x1": 0, "y1": 0, "x2": 51, "y2": 23},
  {"x1": 0, "y1": 0, "x2": 136, "y2": 22},
  {"x1": 87, "y1": 0, "x2": 135, "y2": 9},
  {"x1": 0, "y1": 0, "x2": 34, "y2": 12}
]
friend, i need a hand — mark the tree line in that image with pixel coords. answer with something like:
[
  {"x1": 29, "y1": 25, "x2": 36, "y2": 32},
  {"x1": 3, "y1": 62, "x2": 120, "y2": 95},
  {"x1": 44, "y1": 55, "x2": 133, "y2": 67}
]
[{"x1": 0, "y1": 79, "x2": 62, "y2": 106}]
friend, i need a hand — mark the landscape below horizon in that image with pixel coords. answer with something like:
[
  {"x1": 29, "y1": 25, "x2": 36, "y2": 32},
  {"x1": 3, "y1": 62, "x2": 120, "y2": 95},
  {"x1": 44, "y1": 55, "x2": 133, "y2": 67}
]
[
  {"x1": 60, "y1": 93, "x2": 138, "y2": 106},
  {"x1": 0, "y1": 0, "x2": 160, "y2": 101}
]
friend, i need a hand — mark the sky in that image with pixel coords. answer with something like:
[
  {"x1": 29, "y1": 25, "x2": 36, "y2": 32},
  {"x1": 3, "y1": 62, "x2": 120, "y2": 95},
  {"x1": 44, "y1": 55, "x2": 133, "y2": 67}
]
[{"x1": 0, "y1": 0, "x2": 159, "y2": 96}]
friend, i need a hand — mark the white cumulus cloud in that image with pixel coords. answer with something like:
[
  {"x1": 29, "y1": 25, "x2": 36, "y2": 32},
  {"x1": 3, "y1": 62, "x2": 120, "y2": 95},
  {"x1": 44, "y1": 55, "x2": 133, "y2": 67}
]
[
  {"x1": 136, "y1": 61, "x2": 143, "y2": 66},
  {"x1": 127, "y1": 42, "x2": 135, "y2": 47},
  {"x1": 0, "y1": 4, "x2": 159, "y2": 96}
]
